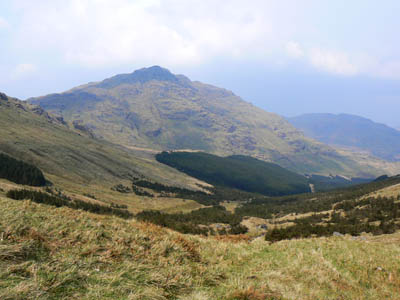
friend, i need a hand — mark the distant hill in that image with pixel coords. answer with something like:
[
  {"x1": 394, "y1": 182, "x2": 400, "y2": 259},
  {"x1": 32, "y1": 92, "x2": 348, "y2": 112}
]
[
  {"x1": 29, "y1": 66, "x2": 392, "y2": 177},
  {"x1": 156, "y1": 151, "x2": 311, "y2": 196},
  {"x1": 288, "y1": 113, "x2": 400, "y2": 162}
]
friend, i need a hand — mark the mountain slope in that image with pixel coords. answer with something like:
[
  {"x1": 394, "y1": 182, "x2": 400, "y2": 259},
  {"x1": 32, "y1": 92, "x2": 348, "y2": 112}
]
[
  {"x1": 289, "y1": 113, "x2": 400, "y2": 161},
  {"x1": 0, "y1": 92, "x2": 208, "y2": 199},
  {"x1": 30, "y1": 66, "x2": 390, "y2": 177}
]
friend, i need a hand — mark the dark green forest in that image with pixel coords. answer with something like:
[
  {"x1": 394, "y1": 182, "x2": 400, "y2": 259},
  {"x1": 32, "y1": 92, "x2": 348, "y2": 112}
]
[
  {"x1": 156, "y1": 151, "x2": 310, "y2": 196},
  {"x1": 0, "y1": 153, "x2": 46, "y2": 186}
]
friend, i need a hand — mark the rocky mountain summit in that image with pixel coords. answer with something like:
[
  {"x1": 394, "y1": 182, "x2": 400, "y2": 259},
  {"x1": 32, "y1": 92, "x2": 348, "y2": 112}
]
[{"x1": 29, "y1": 67, "x2": 391, "y2": 177}]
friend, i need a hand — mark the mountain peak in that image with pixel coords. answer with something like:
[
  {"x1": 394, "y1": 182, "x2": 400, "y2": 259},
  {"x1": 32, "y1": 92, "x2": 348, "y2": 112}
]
[{"x1": 98, "y1": 66, "x2": 179, "y2": 88}]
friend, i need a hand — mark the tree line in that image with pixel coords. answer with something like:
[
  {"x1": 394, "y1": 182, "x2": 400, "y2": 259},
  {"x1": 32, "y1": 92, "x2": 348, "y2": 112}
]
[{"x1": 6, "y1": 189, "x2": 133, "y2": 219}]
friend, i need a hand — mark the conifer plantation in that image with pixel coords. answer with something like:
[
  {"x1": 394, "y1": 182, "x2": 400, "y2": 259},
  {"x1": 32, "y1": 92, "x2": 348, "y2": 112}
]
[{"x1": 0, "y1": 153, "x2": 46, "y2": 186}]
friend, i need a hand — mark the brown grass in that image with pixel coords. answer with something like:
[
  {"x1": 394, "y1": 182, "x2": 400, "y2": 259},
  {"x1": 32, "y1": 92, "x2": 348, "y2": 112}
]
[
  {"x1": 2, "y1": 195, "x2": 400, "y2": 299},
  {"x1": 229, "y1": 286, "x2": 283, "y2": 300}
]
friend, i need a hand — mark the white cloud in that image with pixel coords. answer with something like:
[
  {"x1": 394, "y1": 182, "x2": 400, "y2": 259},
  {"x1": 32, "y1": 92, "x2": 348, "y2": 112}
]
[
  {"x1": 286, "y1": 42, "x2": 304, "y2": 58},
  {"x1": 285, "y1": 43, "x2": 400, "y2": 79},
  {"x1": 286, "y1": 42, "x2": 360, "y2": 76},
  {"x1": 11, "y1": 0, "x2": 276, "y2": 68},
  {"x1": 4, "y1": 1, "x2": 400, "y2": 80},
  {"x1": 308, "y1": 48, "x2": 358, "y2": 76},
  {"x1": 11, "y1": 63, "x2": 37, "y2": 79}
]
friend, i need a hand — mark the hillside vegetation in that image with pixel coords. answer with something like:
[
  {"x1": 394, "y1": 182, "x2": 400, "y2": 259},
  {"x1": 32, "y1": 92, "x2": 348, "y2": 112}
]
[
  {"x1": 289, "y1": 113, "x2": 400, "y2": 161},
  {"x1": 156, "y1": 151, "x2": 311, "y2": 196},
  {"x1": 0, "y1": 153, "x2": 46, "y2": 186},
  {"x1": 29, "y1": 66, "x2": 394, "y2": 177},
  {"x1": 135, "y1": 175, "x2": 400, "y2": 238},
  {"x1": 0, "y1": 92, "x2": 212, "y2": 210},
  {"x1": 1, "y1": 193, "x2": 400, "y2": 299}
]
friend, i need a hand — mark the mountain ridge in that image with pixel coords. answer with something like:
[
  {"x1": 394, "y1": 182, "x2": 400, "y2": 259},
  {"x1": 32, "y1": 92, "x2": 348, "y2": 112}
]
[
  {"x1": 29, "y1": 66, "x2": 396, "y2": 178},
  {"x1": 288, "y1": 113, "x2": 400, "y2": 161}
]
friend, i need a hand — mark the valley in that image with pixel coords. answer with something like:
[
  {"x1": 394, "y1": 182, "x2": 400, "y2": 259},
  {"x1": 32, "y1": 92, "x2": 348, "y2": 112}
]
[
  {"x1": 1, "y1": 68, "x2": 400, "y2": 299},
  {"x1": 2, "y1": 2, "x2": 400, "y2": 299},
  {"x1": 2, "y1": 188, "x2": 400, "y2": 299}
]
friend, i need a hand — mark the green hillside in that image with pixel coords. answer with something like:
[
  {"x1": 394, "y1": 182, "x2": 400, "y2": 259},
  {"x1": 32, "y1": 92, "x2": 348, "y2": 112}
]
[
  {"x1": 156, "y1": 151, "x2": 310, "y2": 196},
  {"x1": 29, "y1": 66, "x2": 393, "y2": 177},
  {"x1": 289, "y1": 113, "x2": 400, "y2": 161},
  {"x1": 0, "y1": 92, "x2": 209, "y2": 208}
]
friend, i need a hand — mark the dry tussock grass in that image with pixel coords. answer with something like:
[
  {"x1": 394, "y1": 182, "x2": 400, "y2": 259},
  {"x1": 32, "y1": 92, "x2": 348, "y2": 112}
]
[
  {"x1": 213, "y1": 234, "x2": 252, "y2": 243},
  {"x1": 2, "y1": 196, "x2": 400, "y2": 299},
  {"x1": 0, "y1": 196, "x2": 228, "y2": 299},
  {"x1": 229, "y1": 286, "x2": 283, "y2": 300}
]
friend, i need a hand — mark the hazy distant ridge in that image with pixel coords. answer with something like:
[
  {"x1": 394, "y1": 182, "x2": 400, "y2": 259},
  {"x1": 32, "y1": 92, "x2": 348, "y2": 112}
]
[{"x1": 289, "y1": 113, "x2": 400, "y2": 161}]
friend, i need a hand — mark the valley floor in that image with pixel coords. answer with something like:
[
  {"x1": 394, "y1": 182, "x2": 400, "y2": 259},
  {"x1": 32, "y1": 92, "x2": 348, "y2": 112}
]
[{"x1": 1, "y1": 195, "x2": 400, "y2": 300}]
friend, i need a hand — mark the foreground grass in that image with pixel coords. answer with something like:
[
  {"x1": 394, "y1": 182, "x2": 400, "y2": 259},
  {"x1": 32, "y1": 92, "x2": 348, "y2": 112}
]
[{"x1": 1, "y1": 196, "x2": 400, "y2": 299}]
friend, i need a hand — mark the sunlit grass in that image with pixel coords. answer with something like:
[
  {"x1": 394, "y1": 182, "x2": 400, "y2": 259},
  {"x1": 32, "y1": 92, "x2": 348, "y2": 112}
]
[{"x1": 1, "y1": 195, "x2": 400, "y2": 299}]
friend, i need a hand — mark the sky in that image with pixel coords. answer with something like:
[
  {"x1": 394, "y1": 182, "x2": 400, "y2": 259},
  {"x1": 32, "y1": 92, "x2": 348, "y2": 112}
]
[{"x1": 0, "y1": 0, "x2": 399, "y2": 127}]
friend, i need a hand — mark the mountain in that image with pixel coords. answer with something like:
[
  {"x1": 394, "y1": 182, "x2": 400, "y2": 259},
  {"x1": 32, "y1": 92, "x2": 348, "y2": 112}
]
[
  {"x1": 29, "y1": 66, "x2": 392, "y2": 177},
  {"x1": 0, "y1": 92, "x2": 208, "y2": 203},
  {"x1": 288, "y1": 113, "x2": 400, "y2": 161}
]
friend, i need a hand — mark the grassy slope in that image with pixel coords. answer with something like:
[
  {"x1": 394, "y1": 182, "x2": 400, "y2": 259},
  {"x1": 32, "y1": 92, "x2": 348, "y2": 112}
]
[
  {"x1": 29, "y1": 67, "x2": 395, "y2": 177},
  {"x1": 364, "y1": 182, "x2": 400, "y2": 199},
  {"x1": 1, "y1": 194, "x2": 400, "y2": 299},
  {"x1": 0, "y1": 93, "x2": 208, "y2": 212},
  {"x1": 337, "y1": 148, "x2": 400, "y2": 177}
]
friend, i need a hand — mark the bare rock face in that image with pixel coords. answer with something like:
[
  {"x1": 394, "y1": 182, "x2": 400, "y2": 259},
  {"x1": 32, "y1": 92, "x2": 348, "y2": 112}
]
[
  {"x1": 31, "y1": 105, "x2": 67, "y2": 126},
  {"x1": 0, "y1": 92, "x2": 8, "y2": 101},
  {"x1": 72, "y1": 120, "x2": 96, "y2": 138}
]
